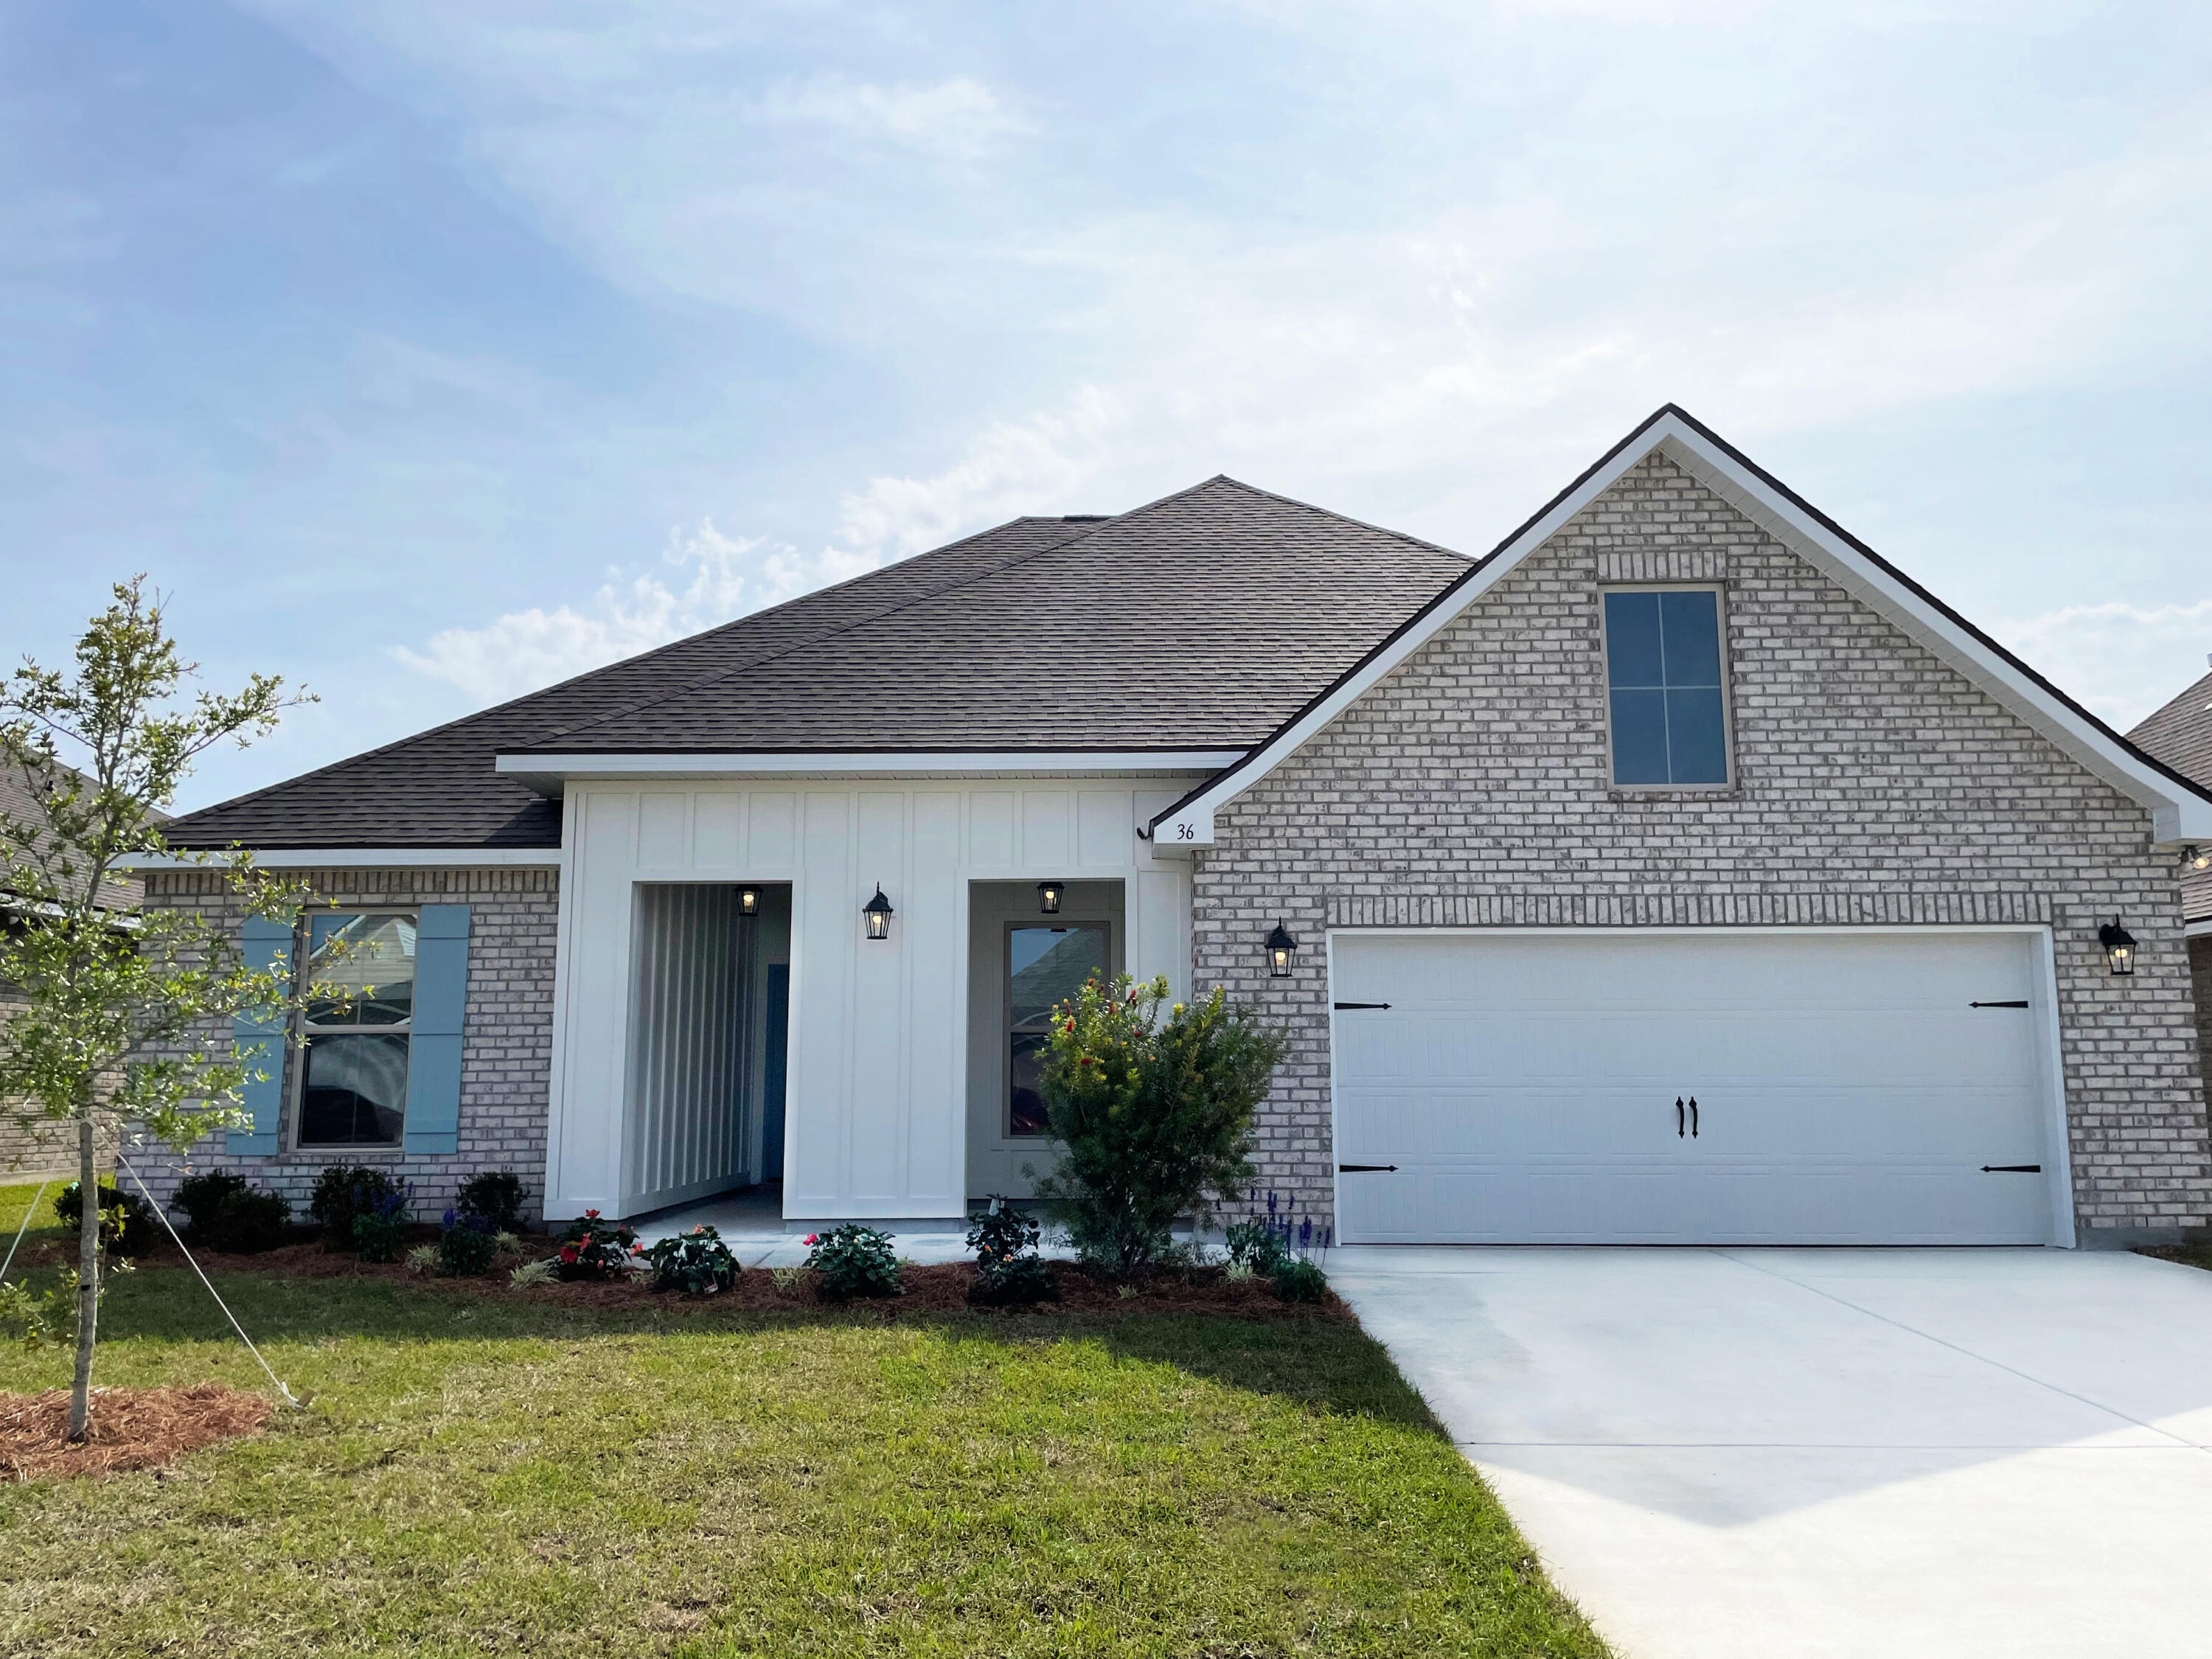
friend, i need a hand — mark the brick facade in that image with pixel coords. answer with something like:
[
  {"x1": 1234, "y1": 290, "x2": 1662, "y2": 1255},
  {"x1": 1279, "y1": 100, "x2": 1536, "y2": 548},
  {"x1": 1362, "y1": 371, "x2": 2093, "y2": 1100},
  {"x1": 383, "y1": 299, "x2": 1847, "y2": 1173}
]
[
  {"x1": 0, "y1": 990, "x2": 79, "y2": 1180},
  {"x1": 131, "y1": 866, "x2": 560, "y2": 1226},
  {"x1": 1193, "y1": 453, "x2": 2212, "y2": 1242}
]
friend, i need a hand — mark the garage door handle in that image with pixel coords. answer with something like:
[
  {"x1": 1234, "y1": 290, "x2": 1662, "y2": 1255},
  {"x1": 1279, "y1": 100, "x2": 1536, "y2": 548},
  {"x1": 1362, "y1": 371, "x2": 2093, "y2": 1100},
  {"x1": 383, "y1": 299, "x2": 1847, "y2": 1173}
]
[
  {"x1": 1333, "y1": 1001, "x2": 1391, "y2": 1010},
  {"x1": 1970, "y1": 1000, "x2": 2030, "y2": 1009},
  {"x1": 1980, "y1": 1164, "x2": 2042, "y2": 1174},
  {"x1": 1689, "y1": 1096, "x2": 1698, "y2": 1138},
  {"x1": 1338, "y1": 1164, "x2": 1398, "y2": 1173},
  {"x1": 1676, "y1": 1096, "x2": 1685, "y2": 1138}
]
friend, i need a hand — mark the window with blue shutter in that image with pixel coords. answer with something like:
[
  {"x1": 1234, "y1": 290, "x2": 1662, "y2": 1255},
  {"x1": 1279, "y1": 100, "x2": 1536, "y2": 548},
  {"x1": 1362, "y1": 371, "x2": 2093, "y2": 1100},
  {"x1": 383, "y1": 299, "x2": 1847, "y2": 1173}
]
[
  {"x1": 1602, "y1": 588, "x2": 1731, "y2": 787},
  {"x1": 228, "y1": 915, "x2": 296, "y2": 1156}
]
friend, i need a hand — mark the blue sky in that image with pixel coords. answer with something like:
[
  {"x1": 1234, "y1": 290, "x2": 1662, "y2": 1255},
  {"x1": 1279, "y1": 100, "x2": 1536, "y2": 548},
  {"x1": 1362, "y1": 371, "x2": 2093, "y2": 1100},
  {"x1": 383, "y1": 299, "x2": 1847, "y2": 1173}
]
[{"x1": 5, "y1": 1, "x2": 2209, "y2": 811}]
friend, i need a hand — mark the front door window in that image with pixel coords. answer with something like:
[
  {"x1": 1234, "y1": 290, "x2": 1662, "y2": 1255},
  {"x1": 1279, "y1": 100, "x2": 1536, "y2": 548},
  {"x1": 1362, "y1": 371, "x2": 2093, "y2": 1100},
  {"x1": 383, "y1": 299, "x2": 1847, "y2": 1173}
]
[{"x1": 1008, "y1": 924, "x2": 1109, "y2": 1136}]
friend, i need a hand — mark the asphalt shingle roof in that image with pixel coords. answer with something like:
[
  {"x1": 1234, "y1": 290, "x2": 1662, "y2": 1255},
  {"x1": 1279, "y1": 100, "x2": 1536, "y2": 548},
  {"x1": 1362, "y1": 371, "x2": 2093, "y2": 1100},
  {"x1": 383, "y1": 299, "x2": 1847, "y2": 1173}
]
[
  {"x1": 2129, "y1": 663, "x2": 2212, "y2": 794},
  {"x1": 161, "y1": 478, "x2": 1471, "y2": 850}
]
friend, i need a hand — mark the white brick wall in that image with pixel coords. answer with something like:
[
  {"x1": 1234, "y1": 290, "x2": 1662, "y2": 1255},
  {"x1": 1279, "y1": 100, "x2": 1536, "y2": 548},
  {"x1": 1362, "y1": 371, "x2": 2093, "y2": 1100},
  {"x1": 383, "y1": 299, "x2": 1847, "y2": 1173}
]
[
  {"x1": 131, "y1": 866, "x2": 560, "y2": 1225},
  {"x1": 1194, "y1": 453, "x2": 2212, "y2": 1243}
]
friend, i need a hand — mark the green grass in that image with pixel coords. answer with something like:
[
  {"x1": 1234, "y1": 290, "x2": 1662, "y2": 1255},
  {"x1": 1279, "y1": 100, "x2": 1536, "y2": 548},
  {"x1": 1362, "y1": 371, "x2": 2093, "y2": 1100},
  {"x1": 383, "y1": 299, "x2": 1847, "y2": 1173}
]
[{"x1": 0, "y1": 1215, "x2": 1601, "y2": 1656}]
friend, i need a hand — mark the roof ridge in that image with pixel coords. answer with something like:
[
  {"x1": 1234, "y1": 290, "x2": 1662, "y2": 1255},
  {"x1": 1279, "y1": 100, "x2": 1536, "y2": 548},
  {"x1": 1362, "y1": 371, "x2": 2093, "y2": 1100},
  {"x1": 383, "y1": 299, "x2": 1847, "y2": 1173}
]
[{"x1": 1197, "y1": 474, "x2": 1475, "y2": 564}]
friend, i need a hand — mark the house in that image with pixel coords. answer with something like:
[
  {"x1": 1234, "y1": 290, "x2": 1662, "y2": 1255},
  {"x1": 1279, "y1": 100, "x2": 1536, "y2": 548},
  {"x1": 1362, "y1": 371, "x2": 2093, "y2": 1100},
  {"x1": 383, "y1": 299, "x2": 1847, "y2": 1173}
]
[
  {"x1": 2129, "y1": 658, "x2": 2212, "y2": 1107},
  {"x1": 138, "y1": 406, "x2": 2212, "y2": 1247}
]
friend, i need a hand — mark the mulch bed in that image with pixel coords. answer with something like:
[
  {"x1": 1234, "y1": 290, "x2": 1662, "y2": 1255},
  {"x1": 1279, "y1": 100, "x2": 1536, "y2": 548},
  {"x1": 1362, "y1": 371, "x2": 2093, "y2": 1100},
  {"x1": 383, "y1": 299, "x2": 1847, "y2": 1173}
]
[
  {"x1": 101, "y1": 1231, "x2": 1350, "y2": 1322},
  {"x1": 1, "y1": 1384, "x2": 271, "y2": 1482}
]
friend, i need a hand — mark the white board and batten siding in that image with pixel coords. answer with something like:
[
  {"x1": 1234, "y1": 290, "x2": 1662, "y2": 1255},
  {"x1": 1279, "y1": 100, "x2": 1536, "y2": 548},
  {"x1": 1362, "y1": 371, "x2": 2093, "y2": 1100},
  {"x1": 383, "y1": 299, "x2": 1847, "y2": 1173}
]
[
  {"x1": 546, "y1": 780, "x2": 1197, "y2": 1221},
  {"x1": 1330, "y1": 928, "x2": 2073, "y2": 1247}
]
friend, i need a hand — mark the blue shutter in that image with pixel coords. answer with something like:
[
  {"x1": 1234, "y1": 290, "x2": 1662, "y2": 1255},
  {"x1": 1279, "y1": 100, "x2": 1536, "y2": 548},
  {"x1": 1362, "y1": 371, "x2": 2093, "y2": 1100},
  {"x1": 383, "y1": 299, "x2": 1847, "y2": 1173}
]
[
  {"x1": 228, "y1": 916, "x2": 296, "y2": 1156},
  {"x1": 403, "y1": 904, "x2": 471, "y2": 1155}
]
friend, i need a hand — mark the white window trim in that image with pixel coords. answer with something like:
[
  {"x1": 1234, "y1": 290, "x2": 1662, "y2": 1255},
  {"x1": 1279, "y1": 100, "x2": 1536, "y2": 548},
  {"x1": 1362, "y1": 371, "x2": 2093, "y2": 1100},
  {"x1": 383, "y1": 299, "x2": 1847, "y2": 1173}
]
[
  {"x1": 289, "y1": 908, "x2": 419, "y2": 1155},
  {"x1": 1597, "y1": 581, "x2": 1737, "y2": 794}
]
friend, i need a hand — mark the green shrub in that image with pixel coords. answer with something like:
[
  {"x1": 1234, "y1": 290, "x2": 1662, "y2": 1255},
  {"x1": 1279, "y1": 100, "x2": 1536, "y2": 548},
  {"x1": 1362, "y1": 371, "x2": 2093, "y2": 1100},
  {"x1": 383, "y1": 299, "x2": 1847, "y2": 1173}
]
[
  {"x1": 508, "y1": 1259, "x2": 557, "y2": 1290},
  {"x1": 805, "y1": 1224, "x2": 900, "y2": 1300},
  {"x1": 1034, "y1": 975, "x2": 1284, "y2": 1279},
  {"x1": 453, "y1": 1170, "x2": 528, "y2": 1234},
  {"x1": 554, "y1": 1209, "x2": 639, "y2": 1281},
  {"x1": 437, "y1": 1215, "x2": 499, "y2": 1278},
  {"x1": 966, "y1": 1198, "x2": 1057, "y2": 1307},
  {"x1": 54, "y1": 1181, "x2": 153, "y2": 1259},
  {"x1": 1224, "y1": 1217, "x2": 1290, "y2": 1276},
  {"x1": 173, "y1": 1171, "x2": 292, "y2": 1253},
  {"x1": 309, "y1": 1164, "x2": 403, "y2": 1251},
  {"x1": 641, "y1": 1224, "x2": 740, "y2": 1295},
  {"x1": 1271, "y1": 1259, "x2": 1329, "y2": 1304}
]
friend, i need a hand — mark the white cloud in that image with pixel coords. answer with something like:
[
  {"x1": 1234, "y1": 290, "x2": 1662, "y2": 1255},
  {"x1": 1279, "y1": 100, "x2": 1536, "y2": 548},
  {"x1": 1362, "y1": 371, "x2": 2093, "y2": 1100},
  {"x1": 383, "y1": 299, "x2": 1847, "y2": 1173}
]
[
  {"x1": 748, "y1": 75, "x2": 1027, "y2": 161},
  {"x1": 392, "y1": 520, "x2": 869, "y2": 706},
  {"x1": 1992, "y1": 600, "x2": 2212, "y2": 731}
]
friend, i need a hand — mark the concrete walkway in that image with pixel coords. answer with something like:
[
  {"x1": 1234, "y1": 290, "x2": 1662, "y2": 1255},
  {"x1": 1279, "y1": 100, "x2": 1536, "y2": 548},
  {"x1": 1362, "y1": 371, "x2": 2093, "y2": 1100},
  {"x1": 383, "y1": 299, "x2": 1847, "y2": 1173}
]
[{"x1": 1329, "y1": 1246, "x2": 2212, "y2": 1659}]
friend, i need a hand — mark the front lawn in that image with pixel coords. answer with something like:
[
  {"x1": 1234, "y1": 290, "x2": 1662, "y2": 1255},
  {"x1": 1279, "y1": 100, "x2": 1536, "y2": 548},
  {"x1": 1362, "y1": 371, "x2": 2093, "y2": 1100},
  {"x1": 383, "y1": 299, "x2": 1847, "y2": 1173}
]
[{"x1": 0, "y1": 1239, "x2": 1601, "y2": 1657}]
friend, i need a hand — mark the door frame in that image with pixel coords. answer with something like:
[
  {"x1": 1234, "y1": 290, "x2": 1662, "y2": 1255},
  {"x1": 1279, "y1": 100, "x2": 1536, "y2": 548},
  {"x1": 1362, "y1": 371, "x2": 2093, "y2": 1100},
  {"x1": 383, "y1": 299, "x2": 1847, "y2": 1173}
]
[{"x1": 1324, "y1": 923, "x2": 2076, "y2": 1248}]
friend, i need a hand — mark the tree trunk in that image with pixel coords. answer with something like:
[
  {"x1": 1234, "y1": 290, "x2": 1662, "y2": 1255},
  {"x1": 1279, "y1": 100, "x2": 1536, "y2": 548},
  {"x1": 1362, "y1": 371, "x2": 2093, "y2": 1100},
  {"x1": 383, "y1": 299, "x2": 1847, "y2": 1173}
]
[{"x1": 66, "y1": 1108, "x2": 97, "y2": 1444}]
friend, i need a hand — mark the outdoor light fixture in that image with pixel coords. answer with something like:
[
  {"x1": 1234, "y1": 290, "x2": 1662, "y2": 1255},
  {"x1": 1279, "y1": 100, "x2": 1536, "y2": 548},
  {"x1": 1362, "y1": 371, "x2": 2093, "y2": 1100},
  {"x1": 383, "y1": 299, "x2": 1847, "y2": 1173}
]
[
  {"x1": 2188, "y1": 846, "x2": 2212, "y2": 874},
  {"x1": 863, "y1": 885, "x2": 894, "y2": 941},
  {"x1": 737, "y1": 886, "x2": 761, "y2": 918},
  {"x1": 1037, "y1": 880, "x2": 1065, "y2": 915},
  {"x1": 2098, "y1": 915, "x2": 2137, "y2": 978},
  {"x1": 1265, "y1": 919, "x2": 1298, "y2": 978}
]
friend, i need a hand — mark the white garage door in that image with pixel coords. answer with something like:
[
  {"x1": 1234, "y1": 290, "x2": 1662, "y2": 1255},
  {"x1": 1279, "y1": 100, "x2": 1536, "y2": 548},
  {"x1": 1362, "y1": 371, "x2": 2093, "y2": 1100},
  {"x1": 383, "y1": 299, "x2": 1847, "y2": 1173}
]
[{"x1": 1331, "y1": 930, "x2": 2063, "y2": 1245}]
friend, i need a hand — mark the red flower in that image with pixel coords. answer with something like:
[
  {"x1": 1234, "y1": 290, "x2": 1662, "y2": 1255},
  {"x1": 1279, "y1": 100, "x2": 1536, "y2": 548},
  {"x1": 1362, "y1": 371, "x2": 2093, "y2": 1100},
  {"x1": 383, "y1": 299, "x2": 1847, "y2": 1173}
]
[
  {"x1": 583, "y1": 1208, "x2": 601, "y2": 1219},
  {"x1": 580, "y1": 1234, "x2": 593, "y2": 1247},
  {"x1": 804, "y1": 1234, "x2": 819, "y2": 1246},
  {"x1": 560, "y1": 1245, "x2": 579, "y2": 1263}
]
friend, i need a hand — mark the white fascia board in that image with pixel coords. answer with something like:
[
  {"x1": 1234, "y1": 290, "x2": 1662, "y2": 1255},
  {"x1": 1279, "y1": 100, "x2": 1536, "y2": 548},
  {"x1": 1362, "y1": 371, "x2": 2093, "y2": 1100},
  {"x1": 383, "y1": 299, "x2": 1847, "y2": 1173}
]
[
  {"x1": 2187, "y1": 916, "x2": 2211, "y2": 940},
  {"x1": 121, "y1": 847, "x2": 562, "y2": 869},
  {"x1": 497, "y1": 751, "x2": 1241, "y2": 795},
  {"x1": 1151, "y1": 408, "x2": 2212, "y2": 849}
]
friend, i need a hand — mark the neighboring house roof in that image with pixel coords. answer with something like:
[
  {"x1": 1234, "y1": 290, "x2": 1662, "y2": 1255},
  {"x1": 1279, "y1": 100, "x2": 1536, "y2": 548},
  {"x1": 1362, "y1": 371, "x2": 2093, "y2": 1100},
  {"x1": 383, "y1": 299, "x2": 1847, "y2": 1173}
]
[
  {"x1": 0, "y1": 758, "x2": 163, "y2": 910},
  {"x1": 2129, "y1": 663, "x2": 2212, "y2": 793},
  {"x1": 1150, "y1": 406, "x2": 2212, "y2": 849},
  {"x1": 159, "y1": 478, "x2": 1471, "y2": 851}
]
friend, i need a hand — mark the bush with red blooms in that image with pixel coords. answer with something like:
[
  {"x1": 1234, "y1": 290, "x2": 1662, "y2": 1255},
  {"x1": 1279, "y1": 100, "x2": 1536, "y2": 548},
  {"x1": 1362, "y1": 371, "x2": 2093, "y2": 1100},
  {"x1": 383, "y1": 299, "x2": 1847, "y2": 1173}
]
[{"x1": 552, "y1": 1208, "x2": 639, "y2": 1281}]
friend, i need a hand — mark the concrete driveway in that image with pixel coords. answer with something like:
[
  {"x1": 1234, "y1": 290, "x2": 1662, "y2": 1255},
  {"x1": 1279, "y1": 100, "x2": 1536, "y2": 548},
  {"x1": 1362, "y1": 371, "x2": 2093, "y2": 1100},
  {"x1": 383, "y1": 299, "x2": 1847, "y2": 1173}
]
[{"x1": 1329, "y1": 1247, "x2": 2212, "y2": 1659}]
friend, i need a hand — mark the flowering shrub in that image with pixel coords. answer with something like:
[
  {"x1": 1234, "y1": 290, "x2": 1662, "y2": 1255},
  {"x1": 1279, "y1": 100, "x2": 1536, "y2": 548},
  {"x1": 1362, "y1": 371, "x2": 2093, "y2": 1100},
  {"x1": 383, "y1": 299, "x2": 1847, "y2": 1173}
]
[
  {"x1": 311, "y1": 1164, "x2": 405, "y2": 1253},
  {"x1": 1234, "y1": 1192, "x2": 1333, "y2": 1303},
  {"x1": 1272, "y1": 1259, "x2": 1329, "y2": 1304},
  {"x1": 438, "y1": 1209, "x2": 501, "y2": 1278},
  {"x1": 554, "y1": 1208, "x2": 639, "y2": 1281},
  {"x1": 1224, "y1": 1218, "x2": 1290, "y2": 1276},
  {"x1": 1034, "y1": 974, "x2": 1284, "y2": 1279},
  {"x1": 640, "y1": 1223, "x2": 740, "y2": 1295},
  {"x1": 805, "y1": 1224, "x2": 901, "y2": 1300},
  {"x1": 351, "y1": 1182, "x2": 411, "y2": 1263},
  {"x1": 966, "y1": 1197, "x2": 1057, "y2": 1307}
]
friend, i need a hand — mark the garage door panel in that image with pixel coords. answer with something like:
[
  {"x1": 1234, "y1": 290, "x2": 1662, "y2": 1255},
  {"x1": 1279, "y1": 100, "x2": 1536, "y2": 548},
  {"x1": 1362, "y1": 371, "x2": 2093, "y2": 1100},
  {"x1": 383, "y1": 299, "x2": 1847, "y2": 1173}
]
[{"x1": 1331, "y1": 930, "x2": 2058, "y2": 1246}]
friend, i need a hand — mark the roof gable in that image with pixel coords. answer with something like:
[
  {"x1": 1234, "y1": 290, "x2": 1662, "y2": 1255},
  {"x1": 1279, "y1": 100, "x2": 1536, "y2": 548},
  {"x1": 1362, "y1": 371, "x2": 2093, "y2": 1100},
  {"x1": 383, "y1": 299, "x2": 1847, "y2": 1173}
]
[
  {"x1": 2129, "y1": 665, "x2": 2212, "y2": 793},
  {"x1": 1150, "y1": 406, "x2": 2212, "y2": 848}
]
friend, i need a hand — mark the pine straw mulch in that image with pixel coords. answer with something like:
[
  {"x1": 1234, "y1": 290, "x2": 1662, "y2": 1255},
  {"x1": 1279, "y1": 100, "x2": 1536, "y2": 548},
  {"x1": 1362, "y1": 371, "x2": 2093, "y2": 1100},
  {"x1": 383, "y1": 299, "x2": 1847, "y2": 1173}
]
[
  {"x1": 108, "y1": 1231, "x2": 1352, "y2": 1323},
  {"x1": 0, "y1": 1384, "x2": 272, "y2": 1482}
]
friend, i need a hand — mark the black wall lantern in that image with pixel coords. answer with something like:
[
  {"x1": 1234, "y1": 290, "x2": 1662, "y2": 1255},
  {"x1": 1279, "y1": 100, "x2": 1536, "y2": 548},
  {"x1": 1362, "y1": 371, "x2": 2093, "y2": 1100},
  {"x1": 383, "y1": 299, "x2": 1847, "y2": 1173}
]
[
  {"x1": 1037, "y1": 880, "x2": 1065, "y2": 915},
  {"x1": 1265, "y1": 919, "x2": 1298, "y2": 978},
  {"x1": 2098, "y1": 915, "x2": 2137, "y2": 977},
  {"x1": 863, "y1": 884, "x2": 894, "y2": 941},
  {"x1": 737, "y1": 886, "x2": 761, "y2": 918}
]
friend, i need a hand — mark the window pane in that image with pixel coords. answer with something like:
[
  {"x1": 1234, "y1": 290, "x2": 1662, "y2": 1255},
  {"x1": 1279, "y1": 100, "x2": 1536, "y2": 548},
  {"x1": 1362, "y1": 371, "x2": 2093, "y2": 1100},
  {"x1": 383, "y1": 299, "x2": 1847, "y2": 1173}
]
[
  {"x1": 299, "y1": 1033, "x2": 408, "y2": 1145},
  {"x1": 1659, "y1": 591, "x2": 1722, "y2": 687},
  {"x1": 1007, "y1": 925, "x2": 1109, "y2": 1138},
  {"x1": 306, "y1": 913, "x2": 417, "y2": 1026},
  {"x1": 1603, "y1": 591, "x2": 1664, "y2": 686},
  {"x1": 1666, "y1": 688, "x2": 1729, "y2": 784},
  {"x1": 1609, "y1": 690, "x2": 1671, "y2": 785}
]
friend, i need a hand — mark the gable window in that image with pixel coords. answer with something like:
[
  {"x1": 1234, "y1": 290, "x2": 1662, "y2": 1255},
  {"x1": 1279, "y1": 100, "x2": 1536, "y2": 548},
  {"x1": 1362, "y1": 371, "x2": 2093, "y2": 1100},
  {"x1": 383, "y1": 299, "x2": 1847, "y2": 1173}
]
[
  {"x1": 296, "y1": 911, "x2": 416, "y2": 1147},
  {"x1": 1602, "y1": 588, "x2": 1731, "y2": 787}
]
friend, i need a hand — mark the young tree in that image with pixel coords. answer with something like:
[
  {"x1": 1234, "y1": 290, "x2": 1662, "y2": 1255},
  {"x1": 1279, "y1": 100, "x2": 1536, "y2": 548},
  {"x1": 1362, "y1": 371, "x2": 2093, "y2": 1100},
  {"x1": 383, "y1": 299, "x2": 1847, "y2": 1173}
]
[{"x1": 0, "y1": 579, "x2": 325, "y2": 1442}]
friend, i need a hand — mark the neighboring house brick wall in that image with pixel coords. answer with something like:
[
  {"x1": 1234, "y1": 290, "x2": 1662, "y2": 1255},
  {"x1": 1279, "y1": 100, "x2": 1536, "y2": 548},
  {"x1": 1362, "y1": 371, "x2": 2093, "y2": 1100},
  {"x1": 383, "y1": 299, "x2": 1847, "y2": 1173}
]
[
  {"x1": 2194, "y1": 936, "x2": 2212, "y2": 1110},
  {"x1": 0, "y1": 986, "x2": 79, "y2": 1180},
  {"x1": 1194, "y1": 453, "x2": 2211, "y2": 1242},
  {"x1": 131, "y1": 866, "x2": 560, "y2": 1226}
]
